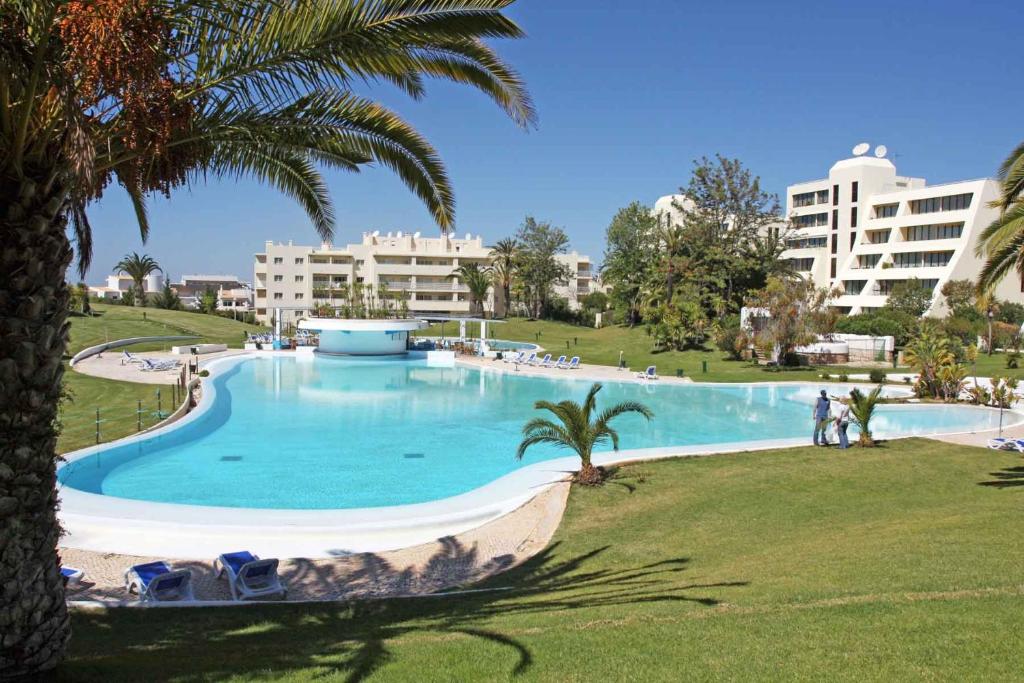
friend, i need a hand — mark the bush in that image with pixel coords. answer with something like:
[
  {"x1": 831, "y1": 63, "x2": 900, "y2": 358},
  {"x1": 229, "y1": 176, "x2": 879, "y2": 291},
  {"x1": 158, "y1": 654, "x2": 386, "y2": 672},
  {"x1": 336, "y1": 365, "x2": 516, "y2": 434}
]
[
  {"x1": 869, "y1": 369, "x2": 887, "y2": 383},
  {"x1": 1007, "y1": 352, "x2": 1020, "y2": 370},
  {"x1": 820, "y1": 371, "x2": 831, "y2": 380},
  {"x1": 198, "y1": 369, "x2": 210, "y2": 377},
  {"x1": 834, "y1": 310, "x2": 918, "y2": 347},
  {"x1": 712, "y1": 315, "x2": 744, "y2": 360},
  {"x1": 838, "y1": 373, "x2": 849, "y2": 382}
]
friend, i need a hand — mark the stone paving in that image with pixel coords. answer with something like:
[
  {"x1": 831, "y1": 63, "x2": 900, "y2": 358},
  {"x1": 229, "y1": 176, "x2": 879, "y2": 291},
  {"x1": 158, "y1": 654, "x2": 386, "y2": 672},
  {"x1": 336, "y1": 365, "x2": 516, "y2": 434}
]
[
  {"x1": 72, "y1": 349, "x2": 246, "y2": 385},
  {"x1": 61, "y1": 481, "x2": 570, "y2": 606}
]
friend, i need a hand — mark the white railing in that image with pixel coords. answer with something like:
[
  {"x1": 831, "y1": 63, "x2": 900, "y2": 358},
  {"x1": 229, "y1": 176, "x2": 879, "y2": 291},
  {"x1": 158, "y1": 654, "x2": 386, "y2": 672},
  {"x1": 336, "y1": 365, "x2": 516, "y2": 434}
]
[{"x1": 378, "y1": 281, "x2": 469, "y2": 292}]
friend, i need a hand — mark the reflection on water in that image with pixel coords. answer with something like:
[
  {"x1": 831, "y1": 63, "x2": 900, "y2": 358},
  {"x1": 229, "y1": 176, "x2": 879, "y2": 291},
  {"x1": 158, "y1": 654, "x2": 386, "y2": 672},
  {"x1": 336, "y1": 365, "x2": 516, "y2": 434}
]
[{"x1": 59, "y1": 357, "x2": 1012, "y2": 510}]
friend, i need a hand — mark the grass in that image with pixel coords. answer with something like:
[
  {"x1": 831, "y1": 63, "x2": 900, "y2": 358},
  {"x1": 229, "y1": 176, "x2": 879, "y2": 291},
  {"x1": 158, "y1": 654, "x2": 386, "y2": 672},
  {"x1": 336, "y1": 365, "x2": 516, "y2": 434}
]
[
  {"x1": 56, "y1": 304, "x2": 266, "y2": 453},
  {"x1": 420, "y1": 317, "x2": 907, "y2": 382},
  {"x1": 59, "y1": 438, "x2": 1024, "y2": 681}
]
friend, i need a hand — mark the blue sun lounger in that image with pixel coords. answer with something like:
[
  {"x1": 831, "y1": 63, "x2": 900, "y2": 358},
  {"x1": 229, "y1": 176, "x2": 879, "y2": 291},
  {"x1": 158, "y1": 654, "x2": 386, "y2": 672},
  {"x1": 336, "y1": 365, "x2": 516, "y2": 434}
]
[
  {"x1": 565, "y1": 356, "x2": 580, "y2": 370},
  {"x1": 538, "y1": 354, "x2": 555, "y2": 368},
  {"x1": 215, "y1": 551, "x2": 287, "y2": 601},
  {"x1": 553, "y1": 355, "x2": 568, "y2": 368},
  {"x1": 61, "y1": 567, "x2": 84, "y2": 587},
  {"x1": 516, "y1": 352, "x2": 536, "y2": 366},
  {"x1": 504, "y1": 351, "x2": 524, "y2": 364},
  {"x1": 637, "y1": 365, "x2": 658, "y2": 380},
  {"x1": 125, "y1": 561, "x2": 194, "y2": 602},
  {"x1": 987, "y1": 437, "x2": 1024, "y2": 452}
]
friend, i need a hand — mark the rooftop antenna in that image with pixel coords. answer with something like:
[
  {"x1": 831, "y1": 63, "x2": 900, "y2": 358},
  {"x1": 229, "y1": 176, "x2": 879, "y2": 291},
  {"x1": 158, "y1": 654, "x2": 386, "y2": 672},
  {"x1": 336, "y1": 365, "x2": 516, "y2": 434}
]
[
  {"x1": 852, "y1": 142, "x2": 870, "y2": 156},
  {"x1": 874, "y1": 145, "x2": 888, "y2": 158}
]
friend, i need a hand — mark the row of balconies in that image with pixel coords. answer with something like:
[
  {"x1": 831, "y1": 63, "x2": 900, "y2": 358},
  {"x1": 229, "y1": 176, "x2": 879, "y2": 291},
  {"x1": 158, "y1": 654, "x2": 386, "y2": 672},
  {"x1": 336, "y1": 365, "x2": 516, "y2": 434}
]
[{"x1": 378, "y1": 281, "x2": 470, "y2": 292}]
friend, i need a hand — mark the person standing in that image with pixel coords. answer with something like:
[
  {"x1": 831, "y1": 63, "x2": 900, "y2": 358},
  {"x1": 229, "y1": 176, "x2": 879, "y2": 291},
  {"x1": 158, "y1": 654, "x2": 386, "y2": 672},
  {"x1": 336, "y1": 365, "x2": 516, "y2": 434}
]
[
  {"x1": 812, "y1": 390, "x2": 831, "y2": 446},
  {"x1": 834, "y1": 396, "x2": 851, "y2": 449}
]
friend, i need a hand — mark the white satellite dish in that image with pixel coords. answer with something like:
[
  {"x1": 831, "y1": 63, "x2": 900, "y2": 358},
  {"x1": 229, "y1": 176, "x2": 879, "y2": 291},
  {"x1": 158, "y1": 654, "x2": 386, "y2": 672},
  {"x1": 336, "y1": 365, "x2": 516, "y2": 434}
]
[
  {"x1": 852, "y1": 142, "x2": 870, "y2": 156},
  {"x1": 874, "y1": 145, "x2": 888, "y2": 158}
]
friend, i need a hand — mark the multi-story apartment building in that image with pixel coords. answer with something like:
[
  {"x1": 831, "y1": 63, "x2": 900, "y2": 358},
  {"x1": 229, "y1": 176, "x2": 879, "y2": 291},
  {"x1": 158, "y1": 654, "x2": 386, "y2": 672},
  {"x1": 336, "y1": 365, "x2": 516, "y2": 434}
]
[
  {"x1": 253, "y1": 232, "x2": 494, "y2": 324},
  {"x1": 554, "y1": 252, "x2": 596, "y2": 309},
  {"x1": 171, "y1": 274, "x2": 253, "y2": 312},
  {"x1": 780, "y1": 150, "x2": 1020, "y2": 315}
]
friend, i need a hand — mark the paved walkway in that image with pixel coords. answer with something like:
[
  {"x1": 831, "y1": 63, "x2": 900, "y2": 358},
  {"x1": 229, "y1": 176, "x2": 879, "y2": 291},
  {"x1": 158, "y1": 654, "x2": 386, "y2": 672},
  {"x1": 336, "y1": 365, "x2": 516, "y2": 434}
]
[
  {"x1": 456, "y1": 355, "x2": 694, "y2": 384},
  {"x1": 73, "y1": 349, "x2": 246, "y2": 385},
  {"x1": 62, "y1": 481, "x2": 570, "y2": 606}
]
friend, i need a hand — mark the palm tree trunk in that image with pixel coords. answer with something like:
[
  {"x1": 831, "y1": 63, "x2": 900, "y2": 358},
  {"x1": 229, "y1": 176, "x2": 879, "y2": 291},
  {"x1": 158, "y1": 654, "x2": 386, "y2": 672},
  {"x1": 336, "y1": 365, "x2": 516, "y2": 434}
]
[{"x1": 0, "y1": 177, "x2": 73, "y2": 676}]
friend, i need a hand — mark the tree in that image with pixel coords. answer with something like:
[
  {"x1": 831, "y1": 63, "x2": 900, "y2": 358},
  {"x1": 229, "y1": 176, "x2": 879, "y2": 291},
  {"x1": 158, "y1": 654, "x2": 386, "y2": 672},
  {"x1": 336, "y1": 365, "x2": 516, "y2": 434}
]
[
  {"x1": 904, "y1": 326, "x2": 955, "y2": 398},
  {"x1": 941, "y1": 279, "x2": 979, "y2": 317},
  {"x1": 153, "y1": 283, "x2": 182, "y2": 310},
  {"x1": 885, "y1": 278, "x2": 934, "y2": 317},
  {"x1": 514, "y1": 217, "x2": 573, "y2": 318},
  {"x1": 199, "y1": 288, "x2": 219, "y2": 314},
  {"x1": 600, "y1": 202, "x2": 657, "y2": 326},
  {"x1": 977, "y1": 141, "x2": 1024, "y2": 292},
  {"x1": 744, "y1": 277, "x2": 836, "y2": 366},
  {"x1": 849, "y1": 386, "x2": 884, "y2": 447},
  {"x1": 516, "y1": 383, "x2": 653, "y2": 485},
  {"x1": 0, "y1": 1, "x2": 533, "y2": 674},
  {"x1": 449, "y1": 263, "x2": 492, "y2": 317},
  {"x1": 76, "y1": 283, "x2": 91, "y2": 315},
  {"x1": 489, "y1": 238, "x2": 518, "y2": 318},
  {"x1": 113, "y1": 252, "x2": 161, "y2": 307}
]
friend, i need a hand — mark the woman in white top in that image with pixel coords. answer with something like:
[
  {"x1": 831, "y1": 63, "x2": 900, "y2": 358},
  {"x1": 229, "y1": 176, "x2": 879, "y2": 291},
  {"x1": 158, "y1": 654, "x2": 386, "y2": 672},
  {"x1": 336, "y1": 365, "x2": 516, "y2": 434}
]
[{"x1": 834, "y1": 395, "x2": 852, "y2": 449}]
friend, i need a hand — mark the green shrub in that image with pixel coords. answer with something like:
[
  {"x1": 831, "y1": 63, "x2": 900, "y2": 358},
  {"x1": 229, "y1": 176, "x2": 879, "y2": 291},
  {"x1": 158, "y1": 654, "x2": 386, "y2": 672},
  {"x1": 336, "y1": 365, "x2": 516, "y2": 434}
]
[
  {"x1": 838, "y1": 373, "x2": 849, "y2": 382},
  {"x1": 1007, "y1": 352, "x2": 1020, "y2": 370},
  {"x1": 198, "y1": 369, "x2": 210, "y2": 378},
  {"x1": 868, "y1": 369, "x2": 887, "y2": 383},
  {"x1": 820, "y1": 371, "x2": 831, "y2": 380}
]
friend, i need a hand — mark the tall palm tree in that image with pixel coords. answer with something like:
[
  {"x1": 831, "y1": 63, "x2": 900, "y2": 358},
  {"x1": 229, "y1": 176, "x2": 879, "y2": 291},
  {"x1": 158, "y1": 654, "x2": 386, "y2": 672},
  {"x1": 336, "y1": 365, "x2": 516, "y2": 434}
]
[
  {"x1": 0, "y1": 1, "x2": 533, "y2": 675},
  {"x1": 490, "y1": 237, "x2": 518, "y2": 317},
  {"x1": 113, "y1": 252, "x2": 161, "y2": 306},
  {"x1": 449, "y1": 262, "x2": 493, "y2": 317},
  {"x1": 849, "y1": 385, "x2": 884, "y2": 447},
  {"x1": 977, "y1": 141, "x2": 1024, "y2": 292},
  {"x1": 517, "y1": 383, "x2": 654, "y2": 485}
]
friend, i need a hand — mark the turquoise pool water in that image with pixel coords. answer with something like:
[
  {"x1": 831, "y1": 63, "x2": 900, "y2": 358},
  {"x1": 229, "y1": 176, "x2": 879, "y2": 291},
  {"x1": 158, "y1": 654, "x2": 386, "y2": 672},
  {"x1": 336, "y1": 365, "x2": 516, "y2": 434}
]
[{"x1": 59, "y1": 356, "x2": 1010, "y2": 509}]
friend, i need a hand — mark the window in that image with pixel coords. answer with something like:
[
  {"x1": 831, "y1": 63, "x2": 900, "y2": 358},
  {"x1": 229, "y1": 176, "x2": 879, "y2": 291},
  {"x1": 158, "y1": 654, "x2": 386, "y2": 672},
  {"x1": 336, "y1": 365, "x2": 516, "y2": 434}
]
[
  {"x1": 356, "y1": 260, "x2": 365, "y2": 267},
  {"x1": 858, "y1": 254, "x2": 881, "y2": 268},
  {"x1": 850, "y1": 207, "x2": 858, "y2": 228},
  {"x1": 873, "y1": 279, "x2": 938, "y2": 296},
  {"x1": 850, "y1": 232, "x2": 856, "y2": 250},
  {"x1": 273, "y1": 275, "x2": 283, "y2": 282},
  {"x1": 903, "y1": 223, "x2": 964, "y2": 241},
  {"x1": 830, "y1": 257, "x2": 837, "y2": 279},
  {"x1": 843, "y1": 280, "x2": 867, "y2": 295},
  {"x1": 874, "y1": 203, "x2": 898, "y2": 218},
  {"x1": 294, "y1": 275, "x2": 304, "y2": 282},
  {"x1": 832, "y1": 209, "x2": 838, "y2": 230},
  {"x1": 830, "y1": 234, "x2": 837, "y2": 254},
  {"x1": 787, "y1": 257, "x2": 815, "y2": 271},
  {"x1": 295, "y1": 293, "x2": 304, "y2": 300},
  {"x1": 793, "y1": 191, "x2": 816, "y2": 207},
  {"x1": 891, "y1": 251, "x2": 954, "y2": 269},
  {"x1": 793, "y1": 213, "x2": 829, "y2": 228},
  {"x1": 273, "y1": 257, "x2": 283, "y2": 264},
  {"x1": 909, "y1": 193, "x2": 973, "y2": 214},
  {"x1": 785, "y1": 236, "x2": 827, "y2": 249},
  {"x1": 865, "y1": 229, "x2": 891, "y2": 244},
  {"x1": 832, "y1": 184, "x2": 839, "y2": 205},
  {"x1": 273, "y1": 293, "x2": 283, "y2": 300},
  {"x1": 816, "y1": 189, "x2": 829, "y2": 204},
  {"x1": 294, "y1": 257, "x2": 305, "y2": 265},
  {"x1": 851, "y1": 181, "x2": 859, "y2": 203}
]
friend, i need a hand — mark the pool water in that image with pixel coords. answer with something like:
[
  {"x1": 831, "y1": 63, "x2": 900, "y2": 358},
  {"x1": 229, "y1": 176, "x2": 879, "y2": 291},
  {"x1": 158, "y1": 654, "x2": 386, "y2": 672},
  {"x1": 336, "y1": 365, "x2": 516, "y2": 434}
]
[{"x1": 59, "y1": 356, "x2": 1010, "y2": 509}]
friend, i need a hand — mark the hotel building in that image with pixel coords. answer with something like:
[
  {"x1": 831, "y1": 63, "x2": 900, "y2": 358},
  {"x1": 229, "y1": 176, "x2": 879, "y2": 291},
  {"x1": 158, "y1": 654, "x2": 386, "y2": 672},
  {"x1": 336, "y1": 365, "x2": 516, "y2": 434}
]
[
  {"x1": 780, "y1": 152, "x2": 1020, "y2": 315},
  {"x1": 254, "y1": 233, "x2": 596, "y2": 324}
]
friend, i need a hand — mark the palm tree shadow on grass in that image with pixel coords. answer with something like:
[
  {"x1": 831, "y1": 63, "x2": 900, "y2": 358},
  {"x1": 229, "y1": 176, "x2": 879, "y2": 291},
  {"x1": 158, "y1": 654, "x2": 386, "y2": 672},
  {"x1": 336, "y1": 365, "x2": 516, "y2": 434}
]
[
  {"x1": 978, "y1": 465, "x2": 1024, "y2": 488},
  {"x1": 62, "y1": 540, "x2": 748, "y2": 682}
]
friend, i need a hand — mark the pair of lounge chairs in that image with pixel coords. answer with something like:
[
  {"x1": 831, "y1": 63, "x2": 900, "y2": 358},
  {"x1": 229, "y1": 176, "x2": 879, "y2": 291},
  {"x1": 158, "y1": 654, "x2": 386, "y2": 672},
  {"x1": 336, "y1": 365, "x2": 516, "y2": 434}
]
[
  {"x1": 637, "y1": 365, "x2": 659, "y2": 380},
  {"x1": 987, "y1": 437, "x2": 1024, "y2": 452},
  {"x1": 507, "y1": 351, "x2": 580, "y2": 370},
  {"x1": 124, "y1": 552, "x2": 287, "y2": 602},
  {"x1": 122, "y1": 350, "x2": 180, "y2": 372}
]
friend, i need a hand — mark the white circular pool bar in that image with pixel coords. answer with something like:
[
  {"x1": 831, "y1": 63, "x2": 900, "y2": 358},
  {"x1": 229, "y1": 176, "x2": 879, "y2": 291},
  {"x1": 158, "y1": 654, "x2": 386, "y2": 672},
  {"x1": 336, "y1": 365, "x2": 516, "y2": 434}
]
[{"x1": 298, "y1": 318, "x2": 427, "y2": 355}]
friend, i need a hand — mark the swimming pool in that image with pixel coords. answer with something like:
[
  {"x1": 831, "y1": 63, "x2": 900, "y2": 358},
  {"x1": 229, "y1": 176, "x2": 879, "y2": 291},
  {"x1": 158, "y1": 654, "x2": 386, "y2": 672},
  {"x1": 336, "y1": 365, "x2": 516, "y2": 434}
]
[{"x1": 59, "y1": 355, "x2": 1013, "y2": 511}]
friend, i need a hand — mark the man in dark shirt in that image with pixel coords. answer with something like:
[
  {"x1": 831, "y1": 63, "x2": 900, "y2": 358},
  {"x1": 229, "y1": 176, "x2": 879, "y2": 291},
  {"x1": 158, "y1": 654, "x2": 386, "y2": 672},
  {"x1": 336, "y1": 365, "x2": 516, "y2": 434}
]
[{"x1": 812, "y1": 390, "x2": 831, "y2": 446}]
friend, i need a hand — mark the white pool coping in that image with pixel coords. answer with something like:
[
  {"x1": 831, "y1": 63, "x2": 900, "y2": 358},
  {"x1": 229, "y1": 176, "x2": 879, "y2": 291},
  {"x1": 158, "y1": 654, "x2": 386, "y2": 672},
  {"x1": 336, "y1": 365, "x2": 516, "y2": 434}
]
[{"x1": 57, "y1": 353, "x2": 1024, "y2": 559}]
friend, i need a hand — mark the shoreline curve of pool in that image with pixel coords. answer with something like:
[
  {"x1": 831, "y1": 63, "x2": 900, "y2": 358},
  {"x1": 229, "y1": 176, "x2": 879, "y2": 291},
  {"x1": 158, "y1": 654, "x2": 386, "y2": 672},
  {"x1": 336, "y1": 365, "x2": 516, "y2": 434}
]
[{"x1": 57, "y1": 352, "x2": 1023, "y2": 558}]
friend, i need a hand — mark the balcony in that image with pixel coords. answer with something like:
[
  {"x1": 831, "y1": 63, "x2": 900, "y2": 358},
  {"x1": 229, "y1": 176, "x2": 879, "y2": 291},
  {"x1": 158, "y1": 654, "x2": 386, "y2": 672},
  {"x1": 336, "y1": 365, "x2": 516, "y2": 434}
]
[
  {"x1": 577, "y1": 270, "x2": 593, "y2": 278},
  {"x1": 379, "y1": 281, "x2": 469, "y2": 292}
]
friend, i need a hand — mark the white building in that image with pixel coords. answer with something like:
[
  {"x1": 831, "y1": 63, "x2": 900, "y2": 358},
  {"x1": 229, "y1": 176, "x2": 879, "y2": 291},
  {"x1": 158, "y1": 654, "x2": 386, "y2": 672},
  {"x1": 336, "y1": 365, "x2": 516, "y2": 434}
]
[
  {"x1": 88, "y1": 273, "x2": 163, "y2": 301},
  {"x1": 780, "y1": 149, "x2": 1020, "y2": 315},
  {"x1": 254, "y1": 232, "x2": 495, "y2": 324},
  {"x1": 554, "y1": 252, "x2": 596, "y2": 310},
  {"x1": 171, "y1": 275, "x2": 253, "y2": 312}
]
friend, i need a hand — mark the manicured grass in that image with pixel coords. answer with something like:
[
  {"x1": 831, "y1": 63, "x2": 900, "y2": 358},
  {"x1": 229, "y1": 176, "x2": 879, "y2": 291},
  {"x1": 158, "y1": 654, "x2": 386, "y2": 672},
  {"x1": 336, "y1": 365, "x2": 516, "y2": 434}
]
[
  {"x1": 421, "y1": 317, "x2": 908, "y2": 382},
  {"x1": 58, "y1": 371, "x2": 168, "y2": 454},
  {"x1": 68, "y1": 303, "x2": 267, "y2": 355},
  {"x1": 59, "y1": 439, "x2": 1024, "y2": 681}
]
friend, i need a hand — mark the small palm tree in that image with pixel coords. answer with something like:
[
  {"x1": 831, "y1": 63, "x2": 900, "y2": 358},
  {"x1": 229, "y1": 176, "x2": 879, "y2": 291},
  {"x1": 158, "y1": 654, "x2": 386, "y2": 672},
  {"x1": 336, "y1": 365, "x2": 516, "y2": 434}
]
[
  {"x1": 449, "y1": 262, "x2": 493, "y2": 317},
  {"x1": 517, "y1": 383, "x2": 654, "y2": 485},
  {"x1": 490, "y1": 238, "x2": 518, "y2": 317},
  {"x1": 849, "y1": 385, "x2": 885, "y2": 447},
  {"x1": 113, "y1": 252, "x2": 161, "y2": 307},
  {"x1": 903, "y1": 327, "x2": 954, "y2": 397}
]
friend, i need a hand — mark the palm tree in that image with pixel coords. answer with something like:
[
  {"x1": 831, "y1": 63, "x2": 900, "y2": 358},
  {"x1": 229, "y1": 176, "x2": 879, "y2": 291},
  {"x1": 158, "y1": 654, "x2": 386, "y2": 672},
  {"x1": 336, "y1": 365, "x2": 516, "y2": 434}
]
[
  {"x1": 0, "y1": 1, "x2": 533, "y2": 674},
  {"x1": 903, "y1": 327, "x2": 954, "y2": 397},
  {"x1": 517, "y1": 383, "x2": 654, "y2": 485},
  {"x1": 490, "y1": 238, "x2": 518, "y2": 317},
  {"x1": 449, "y1": 263, "x2": 493, "y2": 317},
  {"x1": 977, "y1": 141, "x2": 1024, "y2": 292},
  {"x1": 849, "y1": 386, "x2": 885, "y2": 447},
  {"x1": 113, "y1": 252, "x2": 161, "y2": 307}
]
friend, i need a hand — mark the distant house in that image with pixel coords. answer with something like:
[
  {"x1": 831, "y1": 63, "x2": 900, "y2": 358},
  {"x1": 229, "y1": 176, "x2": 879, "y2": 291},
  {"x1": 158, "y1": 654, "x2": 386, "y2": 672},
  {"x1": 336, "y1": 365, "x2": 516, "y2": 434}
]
[
  {"x1": 171, "y1": 275, "x2": 253, "y2": 312},
  {"x1": 88, "y1": 273, "x2": 163, "y2": 301}
]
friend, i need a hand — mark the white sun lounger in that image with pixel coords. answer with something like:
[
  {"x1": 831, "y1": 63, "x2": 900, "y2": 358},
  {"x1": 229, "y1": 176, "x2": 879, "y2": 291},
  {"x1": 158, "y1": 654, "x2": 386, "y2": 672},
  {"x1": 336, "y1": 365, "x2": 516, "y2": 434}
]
[
  {"x1": 537, "y1": 354, "x2": 554, "y2": 368},
  {"x1": 121, "y1": 350, "x2": 143, "y2": 365},
  {"x1": 140, "y1": 358, "x2": 179, "y2": 372},
  {"x1": 61, "y1": 567, "x2": 84, "y2": 587},
  {"x1": 216, "y1": 551, "x2": 287, "y2": 601},
  {"x1": 565, "y1": 356, "x2": 580, "y2": 369},
  {"x1": 554, "y1": 355, "x2": 568, "y2": 368},
  {"x1": 504, "y1": 351, "x2": 524, "y2": 364},
  {"x1": 125, "y1": 561, "x2": 194, "y2": 602},
  {"x1": 987, "y1": 437, "x2": 1024, "y2": 452},
  {"x1": 516, "y1": 352, "x2": 536, "y2": 366},
  {"x1": 637, "y1": 365, "x2": 658, "y2": 380}
]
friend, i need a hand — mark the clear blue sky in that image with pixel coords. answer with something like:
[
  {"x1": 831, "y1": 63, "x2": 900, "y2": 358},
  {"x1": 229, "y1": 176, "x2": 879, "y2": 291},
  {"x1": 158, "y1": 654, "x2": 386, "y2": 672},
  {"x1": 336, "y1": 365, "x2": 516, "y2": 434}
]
[{"x1": 82, "y1": 0, "x2": 1023, "y2": 284}]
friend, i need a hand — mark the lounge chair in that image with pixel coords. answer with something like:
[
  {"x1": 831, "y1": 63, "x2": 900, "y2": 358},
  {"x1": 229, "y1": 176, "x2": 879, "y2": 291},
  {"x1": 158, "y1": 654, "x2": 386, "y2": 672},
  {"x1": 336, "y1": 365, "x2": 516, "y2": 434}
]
[
  {"x1": 61, "y1": 567, "x2": 84, "y2": 587},
  {"x1": 215, "y1": 551, "x2": 287, "y2": 601},
  {"x1": 565, "y1": 356, "x2": 580, "y2": 370},
  {"x1": 140, "y1": 358, "x2": 179, "y2": 372},
  {"x1": 554, "y1": 355, "x2": 568, "y2": 369},
  {"x1": 538, "y1": 354, "x2": 554, "y2": 368},
  {"x1": 121, "y1": 350, "x2": 143, "y2": 365},
  {"x1": 515, "y1": 352, "x2": 536, "y2": 366},
  {"x1": 987, "y1": 437, "x2": 1024, "y2": 452},
  {"x1": 637, "y1": 365, "x2": 658, "y2": 380},
  {"x1": 504, "y1": 351, "x2": 524, "y2": 365},
  {"x1": 125, "y1": 561, "x2": 194, "y2": 602}
]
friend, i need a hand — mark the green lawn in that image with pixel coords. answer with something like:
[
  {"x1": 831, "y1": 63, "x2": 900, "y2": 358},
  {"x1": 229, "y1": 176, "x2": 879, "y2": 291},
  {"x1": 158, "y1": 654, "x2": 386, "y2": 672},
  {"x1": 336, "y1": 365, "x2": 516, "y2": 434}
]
[
  {"x1": 68, "y1": 303, "x2": 267, "y2": 355},
  {"x1": 420, "y1": 317, "x2": 909, "y2": 382},
  {"x1": 59, "y1": 439, "x2": 1024, "y2": 681}
]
